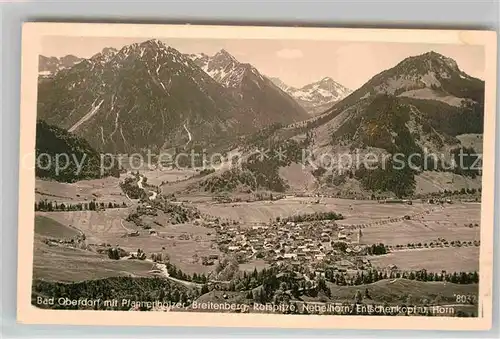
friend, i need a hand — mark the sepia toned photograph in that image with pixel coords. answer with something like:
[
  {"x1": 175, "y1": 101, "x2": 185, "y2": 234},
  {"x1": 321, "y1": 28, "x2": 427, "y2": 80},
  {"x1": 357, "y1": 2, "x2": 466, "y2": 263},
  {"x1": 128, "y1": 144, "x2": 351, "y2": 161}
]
[{"x1": 17, "y1": 23, "x2": 496, "y2": 330}]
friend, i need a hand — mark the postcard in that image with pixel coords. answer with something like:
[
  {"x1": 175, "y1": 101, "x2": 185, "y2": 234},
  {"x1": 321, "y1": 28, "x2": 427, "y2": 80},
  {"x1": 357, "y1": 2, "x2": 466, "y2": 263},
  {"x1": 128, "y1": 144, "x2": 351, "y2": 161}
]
[{"x1": 17, "y1": 22, "x2": 496, "y2": 330}]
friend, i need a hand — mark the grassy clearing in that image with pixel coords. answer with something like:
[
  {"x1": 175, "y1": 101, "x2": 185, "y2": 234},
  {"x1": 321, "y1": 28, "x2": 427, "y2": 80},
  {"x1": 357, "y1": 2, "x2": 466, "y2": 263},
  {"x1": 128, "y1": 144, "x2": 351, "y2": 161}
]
[
  {"x1": 32, "y1": 236, "x2": 155, "y2": 282},
  {"x1": 36, "y1": 209, "x2": 132, "y2": 244},
  {"x1": 414, "y1": 171, "x2": 482, "y2": 195},
  {"x1": 35, "y1": 177, "x2": 129, "y2": 205},
  {"x1": 324, "y1": 278, "x2": 478, "y2": 304},
  {"x1": 368, "y1": 246, "x2": 479, "y2": 273},
  {"x1": 239, "y1": 260, "x2": 270, "y2": 272},
  {"x1": 360, "y1": 203, "x2": 480, "y2": 245},
  {"x1": 196, "y1": 197, "x2": 430, "y2": 224},
  {"x1": 35, "y1": 215, "x2": 81, "y2": 239},
  {"x1": 456, "y1": 133, "x2": 483, "y2": 153},
  {"x1": 194, "y1": 197, "x2": 398, "y2": 223},
  {"x1": 140, "y1": 169, "x2": 198, "y2": 186},
  {"x1": 36, "y1": 210, "x2": 220, "y2": 275}
]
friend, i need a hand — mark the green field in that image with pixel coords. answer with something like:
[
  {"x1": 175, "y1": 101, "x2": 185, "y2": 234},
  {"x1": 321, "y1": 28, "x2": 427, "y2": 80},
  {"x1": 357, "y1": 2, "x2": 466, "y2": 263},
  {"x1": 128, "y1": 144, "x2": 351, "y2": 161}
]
[
  {"x1": 360, "y1": 203, "x2": 480, "y2": 245},
  {"x1": 196, "y1": 197, "x2": 429, "y2": 224},
  {"x1": 35, "y1": 177, "x2": 129, "y2": 205},
  {"x1": 35, "y1": 211, "x2": 220, "y2": 275},
  {"x1": 325, "y1": 278, "x2": 478, "y2": 304},
  {"x1": 35, "y1": 215, "x2": 81, "y2": 238},
  {"x1": 32, "y1": 235, "x2": 155, "y2": 282},
  {"x1": 368, "y1": 247, "x2": 479, "y2": 273}
]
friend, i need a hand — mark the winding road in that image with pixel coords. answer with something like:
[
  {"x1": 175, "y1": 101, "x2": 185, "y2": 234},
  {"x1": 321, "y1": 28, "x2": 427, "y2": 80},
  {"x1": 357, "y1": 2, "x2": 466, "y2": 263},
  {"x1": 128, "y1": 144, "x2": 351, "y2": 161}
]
[{"x1": 137, "y1": 175, "x2": 158, "y2": 201}]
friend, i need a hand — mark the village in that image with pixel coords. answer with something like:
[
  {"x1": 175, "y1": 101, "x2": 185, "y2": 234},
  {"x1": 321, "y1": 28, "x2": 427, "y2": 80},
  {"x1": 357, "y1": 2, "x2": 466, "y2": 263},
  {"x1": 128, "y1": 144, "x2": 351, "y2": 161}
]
[{"x1": 207, "y1": 215, "x2": 369, "y2": 274}]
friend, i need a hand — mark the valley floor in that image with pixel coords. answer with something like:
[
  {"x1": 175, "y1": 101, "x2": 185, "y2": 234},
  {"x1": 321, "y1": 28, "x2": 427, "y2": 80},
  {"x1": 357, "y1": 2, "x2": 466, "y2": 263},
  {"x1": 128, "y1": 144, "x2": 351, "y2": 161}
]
[{"x1": 31, "y1": 175, "x2": 483, "y2": 316}]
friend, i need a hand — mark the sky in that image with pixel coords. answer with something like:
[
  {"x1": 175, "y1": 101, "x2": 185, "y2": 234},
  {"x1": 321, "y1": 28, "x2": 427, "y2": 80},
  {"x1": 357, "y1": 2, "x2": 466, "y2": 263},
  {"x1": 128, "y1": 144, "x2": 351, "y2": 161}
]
[{"x1": 41, "y1": 36, "x2": 485, "y2": 90}]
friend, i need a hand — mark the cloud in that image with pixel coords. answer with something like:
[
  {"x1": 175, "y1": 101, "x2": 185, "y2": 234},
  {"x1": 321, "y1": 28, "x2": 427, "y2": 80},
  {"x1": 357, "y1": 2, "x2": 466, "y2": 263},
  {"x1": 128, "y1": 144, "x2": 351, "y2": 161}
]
[{"x1": 276, "y1": 48, "x2": 303, "y2": 59}]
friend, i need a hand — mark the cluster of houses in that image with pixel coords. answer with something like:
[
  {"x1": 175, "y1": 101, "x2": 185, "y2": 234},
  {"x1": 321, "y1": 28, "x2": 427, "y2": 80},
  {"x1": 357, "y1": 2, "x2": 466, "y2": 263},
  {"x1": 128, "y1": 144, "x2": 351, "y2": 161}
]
[{"x1": 213, "y1": 219, "x2": 366, "y2": 269}]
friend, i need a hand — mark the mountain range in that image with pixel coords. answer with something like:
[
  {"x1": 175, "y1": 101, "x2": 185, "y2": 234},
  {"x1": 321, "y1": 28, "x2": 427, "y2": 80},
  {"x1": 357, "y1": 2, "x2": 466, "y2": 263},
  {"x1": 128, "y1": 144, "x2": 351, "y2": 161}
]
[
  {"x1": 188, "y1": 50, "x2": 308, "y2": 122},
  {"x1": 37, "y1": 40, "x2": 308, "y2": 153},
  {"x1": 290, "y1": 51, "x2": 483, "y2": 196},
  {"x1": 200, "y1": 51, "x2": 484, "y2": 197},
  {"x1": 37, "y1": 42, "x2": 484, "y2": 196},
  {"x1": 270, "y1": 76, "x2": 352, "y2": 115},
  {"x1": 324, "y1": 51, "x2": 483, "y2": 149}
]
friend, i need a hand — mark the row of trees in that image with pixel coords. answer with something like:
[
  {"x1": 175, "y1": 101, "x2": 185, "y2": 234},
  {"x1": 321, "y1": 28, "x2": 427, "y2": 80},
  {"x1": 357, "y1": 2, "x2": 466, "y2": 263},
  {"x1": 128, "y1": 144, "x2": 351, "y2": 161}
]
[
  {"x1": 331, "y1": 242, "x2": 387, "y2": 256},
  {"x1": 393, "y1": 239, "x2": 480, "y2": 249},
  {"x1": 325, "y1": 268, "x2": 479, "y2": 286},
  {"x1": 32, "y1": 277, "x2": 194, "y2": 311},
  {"x1": 366, "y1": 243, "x2": 387, "y2": 255},
  {"x1": 165, "y1": 263, "x2": 209, "y2": 284},
  {"x1": 35, "y1": 199, "x2": 127, "y2": 212},
  {"x1": 416, "y1": 187, "x2": 482, "y2": 199},
  {"x1": 278, "y1": 211, "x2": 344, "y2": 223}
]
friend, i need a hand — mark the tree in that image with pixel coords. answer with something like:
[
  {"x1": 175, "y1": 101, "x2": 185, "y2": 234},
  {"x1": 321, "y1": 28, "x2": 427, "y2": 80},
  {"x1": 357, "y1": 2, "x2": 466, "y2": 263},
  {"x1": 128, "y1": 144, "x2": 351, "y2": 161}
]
[
  {"x1": 406, "y1": 294, "x2": 413, "y2": 305},
  {"x1": 171, "y1": 289, "x2": 180, "y2": 303},
  {"x1": 354, "y1": 290, "x2": 363, "y2": 304}
]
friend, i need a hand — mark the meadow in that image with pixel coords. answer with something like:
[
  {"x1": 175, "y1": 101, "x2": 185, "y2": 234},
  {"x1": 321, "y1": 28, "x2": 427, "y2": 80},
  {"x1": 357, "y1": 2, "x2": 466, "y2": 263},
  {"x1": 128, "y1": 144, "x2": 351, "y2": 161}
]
[
  {"x1": 360, "y1": 203, "x2": 480, "y2": 245},
  {"x1": 35, "y1": 177, "x2": 129, "y2": 205},
  {"x1": 194, "y1": 197, "x2": 426, "y2": 224},
  {"x1": 368, "y1": 246, "x2": 479, "y2": 273},
  {"x1": 35, "y1": 209, "x2": 220, "y2": 275}
]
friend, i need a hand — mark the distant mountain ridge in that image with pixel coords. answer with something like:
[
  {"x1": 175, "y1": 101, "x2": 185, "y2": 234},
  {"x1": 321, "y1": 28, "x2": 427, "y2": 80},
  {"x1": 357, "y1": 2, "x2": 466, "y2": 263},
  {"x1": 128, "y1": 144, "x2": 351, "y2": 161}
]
[
  {"x1": 188, "y1": 49, "x2": 308, "y2": 124},
  {"x1": 270, "y1": 76, "x2": 352, "y2": 115},
  {"x1": 39, "y1": 55, "x2": 84, "y2": 78}
]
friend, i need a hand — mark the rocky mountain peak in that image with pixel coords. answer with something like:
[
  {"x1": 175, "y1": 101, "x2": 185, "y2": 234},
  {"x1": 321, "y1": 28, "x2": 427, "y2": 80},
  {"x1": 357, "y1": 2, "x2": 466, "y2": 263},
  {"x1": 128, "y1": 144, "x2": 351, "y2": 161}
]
[
  {"x1": 388, "y1": 51, "x2": 462, "y2": 82},
  {"x1": 101, "y1": 47, "x2": 118, "y2": 54},
  {"x1": 213, "y1": 49, "x2": 237, "y2": 62},
  {"x1": 421, "y1": 51, "x2": 460, "y2": 70},
  {"x1": 138, "y1": 39, "x2": 170, "y2": 52},
  {"x1": 357, "y1": 51, "x2": 475, "y2": 99},
  {"x1": 319, "y1": 76, "x2": 334, "y2": 83}
]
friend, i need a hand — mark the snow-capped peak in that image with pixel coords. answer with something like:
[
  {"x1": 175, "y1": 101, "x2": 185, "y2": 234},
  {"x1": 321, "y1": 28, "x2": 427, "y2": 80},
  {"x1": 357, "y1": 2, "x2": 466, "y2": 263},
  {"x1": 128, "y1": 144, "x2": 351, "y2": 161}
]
[
  {"x1": 188, "y1": 49, "x2": 246, "y2": 88},
  {"x1": 213, "y1": 49, "x2": 237, "y2": 63},
  {"x1": 140, "y1": 39, "x2": 166, "y2": 48},
  {"x1": 296, "y1": 77, "x2": 351, "y2": 103},
  {"x1": 268, "y1": 76, "x2": 351, "y2": 114},
  {"x1": 101, "y1": 47, "x2": 118, "y2": 55}
]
